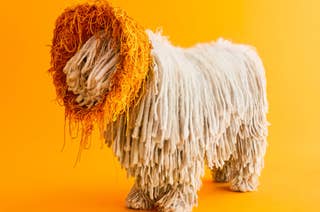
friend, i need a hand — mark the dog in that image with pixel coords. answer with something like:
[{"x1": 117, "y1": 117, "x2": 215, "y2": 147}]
[{"x1": 49, "y1": 2, "x2": 268, "y2": 211}]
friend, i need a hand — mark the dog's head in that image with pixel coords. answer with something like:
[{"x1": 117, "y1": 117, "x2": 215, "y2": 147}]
[{"x1": 49, "y1": 2, "x2": 152, "y2": 142}]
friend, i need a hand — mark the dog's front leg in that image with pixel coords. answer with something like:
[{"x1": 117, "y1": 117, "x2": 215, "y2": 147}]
[
  {"x1": 126, "y1": 182, "x2": 155, "y2": 210},
  {"x1": 126, "y1": 181, "x2": 198, "y2": 212},
  {"x1": 126, "y1": 161, "x2": 203, "y2": 212},
  {"x1": 155, "y1": 184, "x2": 197, "y2": 212}
]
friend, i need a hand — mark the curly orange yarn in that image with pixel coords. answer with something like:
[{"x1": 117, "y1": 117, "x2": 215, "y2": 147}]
[{"x1": 48, "y1": 2, "x2": 152, "y2": 157}]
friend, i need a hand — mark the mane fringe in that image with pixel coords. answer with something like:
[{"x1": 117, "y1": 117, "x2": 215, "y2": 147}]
[{"x1": 49, "y1": 1, "x2": 152, "y2": 159}]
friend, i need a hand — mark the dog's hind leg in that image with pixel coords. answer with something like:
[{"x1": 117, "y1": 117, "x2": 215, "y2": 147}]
[
  {"x1": 211, "y1": 160, "x2": 232, "y2": 183},
  {"x1": 229, "y1": 127, "x2": 267, "y2": 192}
]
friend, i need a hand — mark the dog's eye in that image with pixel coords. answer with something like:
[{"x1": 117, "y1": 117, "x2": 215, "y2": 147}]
[
  {"x1": 78, "y1": 56, "x2": 87, "y2": 69},
  {"x1": 80, "y1": 56, "x2": 87, "y2": 65}
]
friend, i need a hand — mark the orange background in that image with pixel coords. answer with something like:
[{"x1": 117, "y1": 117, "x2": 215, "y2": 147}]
[{"x1": 1, "y1": 0, "x2": 319, "y2": 211}]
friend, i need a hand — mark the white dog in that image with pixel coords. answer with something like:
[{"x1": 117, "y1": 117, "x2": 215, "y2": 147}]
[{"x1": 50, "y1": 3, "x2": 268, "y2": 212}]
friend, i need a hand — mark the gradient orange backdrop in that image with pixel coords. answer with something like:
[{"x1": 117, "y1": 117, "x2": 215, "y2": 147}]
[{"x1": 1, "y1": 0, "x2": 319, "y2": 211}]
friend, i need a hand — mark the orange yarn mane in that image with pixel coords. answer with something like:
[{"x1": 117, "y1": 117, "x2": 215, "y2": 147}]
[{"x1": 49, "y1": 2, "x2": 152, "y2": 156}]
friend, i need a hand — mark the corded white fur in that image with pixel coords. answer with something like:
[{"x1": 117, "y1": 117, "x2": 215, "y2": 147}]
[
  {"x1": 64, "y1": 31, "x2": 119, "y2": 108},
  {"x1": 64, "y1": 30, "x2": 268, "y2": 212}
]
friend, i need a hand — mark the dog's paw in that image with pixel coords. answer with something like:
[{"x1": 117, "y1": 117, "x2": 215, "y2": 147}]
[
  {"x1": 155, "y1": 188, "x2": 193, "y2": 212},
  {"x1": 156, "y1": 202, "x2": 192, "y2": 212},
  {"x1": 230, "y1": 181, "x2": 257, "y2": 192},
  {"x1": 126, "y1": 186, "x2": 154, "y2": 210},
  {"x1": 157, "y1": 205, "x2": 192, "y2": 212}
]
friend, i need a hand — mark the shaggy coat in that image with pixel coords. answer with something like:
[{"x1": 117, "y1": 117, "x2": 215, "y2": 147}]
[{"x1": 50, "y1": 3, "x2": 268, "y2": 212}]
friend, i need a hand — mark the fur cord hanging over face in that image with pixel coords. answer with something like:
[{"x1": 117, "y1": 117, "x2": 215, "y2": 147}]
[{"x1": 49, "y1": 2, "x2": 268, "y2": 212}]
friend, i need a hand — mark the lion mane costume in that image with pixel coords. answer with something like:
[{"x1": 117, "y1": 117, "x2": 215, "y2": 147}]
[{"x1": 49, "y1": 2, "x2": 268, "y2": 211}]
